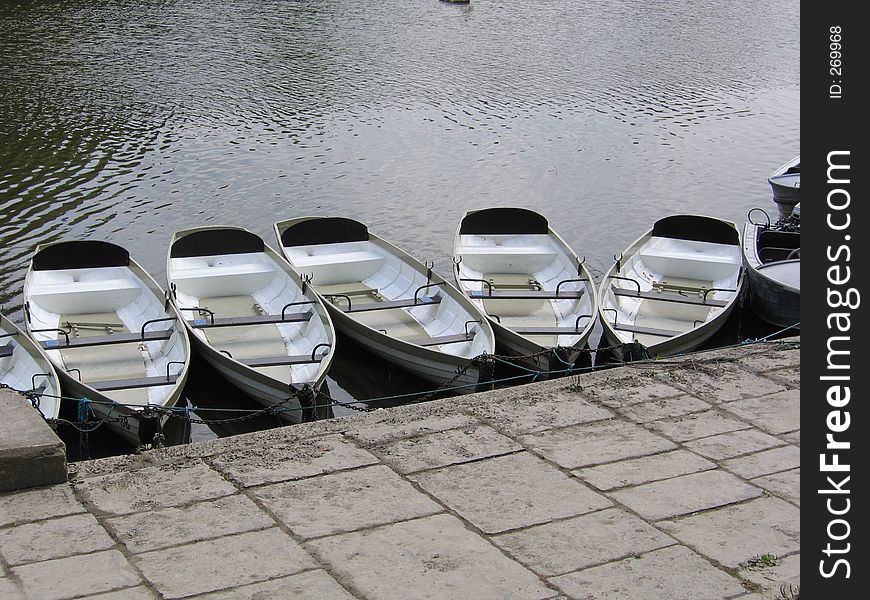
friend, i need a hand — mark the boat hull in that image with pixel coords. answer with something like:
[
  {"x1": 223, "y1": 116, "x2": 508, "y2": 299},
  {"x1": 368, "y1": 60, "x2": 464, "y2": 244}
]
[
  {"x1": 746, "y1": 266, "x2": 800, "y2": 330},
  {"x1": 742, "y1": 221, "x2": 800, "y2": 330}
]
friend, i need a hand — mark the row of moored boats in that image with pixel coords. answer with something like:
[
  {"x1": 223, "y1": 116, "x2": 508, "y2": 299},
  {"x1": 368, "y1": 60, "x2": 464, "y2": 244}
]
[{"x1": 2, "y1": 172, "x2": 799, "y2": 446}]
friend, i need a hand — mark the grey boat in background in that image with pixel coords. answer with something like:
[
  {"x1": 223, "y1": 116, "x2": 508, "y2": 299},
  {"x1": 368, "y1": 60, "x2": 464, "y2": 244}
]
[
  {"x1": 768, "y1": 156, "x2": 800, "y2": 218},
  {"x1": 742, "y1": 205, "x2": 800, "y2": 330}
]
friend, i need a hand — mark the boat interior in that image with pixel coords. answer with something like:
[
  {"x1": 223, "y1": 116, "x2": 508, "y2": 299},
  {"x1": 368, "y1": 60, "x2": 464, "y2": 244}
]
[
  {"x1": 602, "y1": 216, "x2": 743, "y2": 348},
  {"x1": 26, "y1": 242, "x2": 186, "y2": 408},
  {"x1": 1, "y1": 318, "x2": 61, "y2": 417},
  {"x1": 169, "y1": 229, "x2": 331, "y2": 386},
  {"x1": 454, "y1": 209, "x2": 594, "y2": 347},
  {"x1": 755, "y1": 228, "x2": 800, "y2": 264},
  {"x1": 278, "y1": 217, "x2": 491, "y2": 359}
]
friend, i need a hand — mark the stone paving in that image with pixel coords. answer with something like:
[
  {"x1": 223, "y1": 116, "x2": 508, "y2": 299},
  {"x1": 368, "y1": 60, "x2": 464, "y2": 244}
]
[{"x1": 0, "y1": 339, "x2": 800, "y2": 599}]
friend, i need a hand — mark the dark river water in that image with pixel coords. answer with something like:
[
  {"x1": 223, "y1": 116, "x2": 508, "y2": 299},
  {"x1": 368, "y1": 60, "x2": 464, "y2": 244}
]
[{"x1": 0, "y1": 0, "x2": 799, "y2": 457}]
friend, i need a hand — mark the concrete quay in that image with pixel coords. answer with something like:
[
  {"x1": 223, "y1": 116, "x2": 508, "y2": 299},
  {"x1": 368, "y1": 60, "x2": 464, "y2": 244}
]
[{"x1": 0, "y1": 339, "x2": 800, "y2": 599}]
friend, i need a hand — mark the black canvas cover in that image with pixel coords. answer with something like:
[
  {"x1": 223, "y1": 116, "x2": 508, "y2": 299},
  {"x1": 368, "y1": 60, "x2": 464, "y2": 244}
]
[
  {"x1": 170, "y1": 229, "x2": 265, "y2": 258},
  {"x1": 459, "y1": 208, "x2": 549, "y2": 235},
  {"x1": 280, "y1": 217, "x2": 369, "y2": 247},
  {"x1": 32, "y1": 241, "x2": 130, "y2": 271},
  {"x1": 651, "y1": 215, "x2": 739, "y2": 245}
]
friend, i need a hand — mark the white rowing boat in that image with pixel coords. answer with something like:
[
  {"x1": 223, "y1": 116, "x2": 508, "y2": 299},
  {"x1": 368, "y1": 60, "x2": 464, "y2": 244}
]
[
  {"x1": 742, "y1": 206, "x2": 800, "y2": 330},
  {"x1": 23, "y1": 241, "x2": 191, "y2": 446},
  {"x1": 167, "y1": 226, "x2": 336, "y2": 422},
  {"x1": 598, "y1": 215, "x2": 744, "y2": 357},
  {"x1": 274, "y1": 217, "x2": 496, "y2": 390},
  {"x1": 1, "y1": 313, "x2": 62, "y2": 420},
  {"x1": 453, "y1": 207, "x2": 597, "y2": 372}
]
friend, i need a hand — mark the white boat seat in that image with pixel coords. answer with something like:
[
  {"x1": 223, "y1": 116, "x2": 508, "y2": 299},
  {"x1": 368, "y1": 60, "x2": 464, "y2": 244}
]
[
  {"x1": 404, "y1": 331, "x2": 476, "y2": 347},
  {"x1": 88, "y1": 373, "x2": 180, "y2": 392},
  {"x1": 457, "y1": 246, "x2": 557, "y2": 272},
  {"x1": 458, "y1": 246, "x2": 556, "y2": 256},
  {"x1": 639, "y1": 247, "x2": 738, "y2": 281},
  {"x1": 610, "y1": 287, "x2": 728, "y2": 308},
  {"x1": 41, "y1": 329, "x2": 172, "y2": 349},
  {"x1": 171, "y1": 263, "x2": 276, "y2": 298},
  {"x1": 291, "y1": 251, "x2": 385, "y2": 285},
  {"x1": 29, "y1": 278, "x2": 140, "y2": 314}
]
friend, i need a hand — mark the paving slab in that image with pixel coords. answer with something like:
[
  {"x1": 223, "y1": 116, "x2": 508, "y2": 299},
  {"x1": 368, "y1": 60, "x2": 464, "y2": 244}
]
[
  {"x1": 609, "y1": 469, "x2": 763, "y2": 521},
  {"x1": 574, "y1": 449, "x2": 716, "y2": 491},
  {"x1": 492, "y1": 507, "x2": 675, "y2": 576},
  {"x1": 520, "y1": 419, "x2": 676, "y2": 469},
  {"x1": 106, "y1": 493, "x2": 275, "y2": 553},
  {"x1": 75, "y1": 458, "x2": 237, "y2": 516},
  {"x1": 614, "y1": 394, "x2": 711, "y2": 423},
  {"x1": 344, "y1": 413, "x2": 479, "y2": 445},
  {"x1": 196, "y1": 570, "x2": 355, "y2": 599},
  {"x1": 684, "y1": 428, "x2": 785, "y2": 460},
  {"x1": 0, "y1": 513, "x2": 114, "y2": 566},
  {"x1": 78, "y1": 587, "x2": 158, "y2": 599},
  {"x1": 656, "y1": 361, "x2": 788, "y2": 404},
  {"x1": 761, "y1": 366, "x2": 799, "y2": 388},
  {"x1": 468, "y1": 391, "x2": 614, "y2": 434},
  {"x1": 646, "y1": 410, "x2": 751, "y2": 442},
  {"x1": 782, "y1": 430, "x2": 800, "y2": 445},
  {"x1": 210, "y1": 434, "x2": 379, "y2": 487},
  {"x1": 13, "y1": 549, "x2": 141, "y2": 600},
  {"x1": 753, "y1": 468, "x2": 800, "y2": 506},
  {"x1": 658, "y1": 497, "x2": 800, "y2": 569},
  {"x1": 578, "y1": 371, "x2": 685, "y2": 407},
  {"x1": 723, "y1": 446, "x2": 800, "y2": 479},
  {"x1": 310, "y1": 513, "x2": 555, "y2": 600},
  {"x1": 723, "y1": 390, "x2": 800, "y2": 435},
  {"x1": 134, "y1": 527, "x2": 316, "y2": 598},
  {"x1": 0, "y1": 483, "x2": 85, "y2": 527},
  {"x1": 252, "y1": 464, "x2": 442, "y2": 539},
  {"x1": 410, "y1": 452, "x2": 611, "y2": 534},
  {"x1": 549, "y1": 544, "x2": 746, "y2": 600},
  {"x1": 373, "y1": 424, "x2": 522, "y2": 474},
  {"x1": 709, "y1": 341, "x2": 800, "y2": 371},
  {"x1": 738, "y1": 552, "x2": 800, "y2": 596},
  {"x1": 0, "y1": 578, "x2": 23, "y2": 600}
]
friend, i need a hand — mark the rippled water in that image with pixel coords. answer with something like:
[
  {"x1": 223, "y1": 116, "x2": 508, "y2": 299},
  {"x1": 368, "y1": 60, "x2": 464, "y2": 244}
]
[{"x1": 1, "y1": 0, "x2": 799, "y2": 452}]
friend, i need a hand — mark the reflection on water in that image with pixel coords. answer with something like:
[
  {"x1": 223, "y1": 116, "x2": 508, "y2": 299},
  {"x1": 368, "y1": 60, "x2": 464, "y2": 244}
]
[{"x1": 2, "y1": 0, "x2": 798, "y2": 458}]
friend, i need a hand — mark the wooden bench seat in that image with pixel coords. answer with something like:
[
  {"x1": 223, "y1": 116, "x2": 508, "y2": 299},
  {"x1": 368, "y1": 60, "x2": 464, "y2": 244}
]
[
  {"x1": 41, "y1": 329, "x2": 172, "y2": 350},
  {"x1": 610, "y1": 287, "x2": 727, "y2": 308},
  {"x1": 88, "y1": 373, "x2": 180, "y2": 392}
]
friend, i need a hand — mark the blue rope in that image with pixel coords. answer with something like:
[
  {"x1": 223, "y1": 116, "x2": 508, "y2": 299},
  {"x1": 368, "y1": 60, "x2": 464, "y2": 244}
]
[{"x1": 77, "y1": 398, "x2": 91, "y2": 457}]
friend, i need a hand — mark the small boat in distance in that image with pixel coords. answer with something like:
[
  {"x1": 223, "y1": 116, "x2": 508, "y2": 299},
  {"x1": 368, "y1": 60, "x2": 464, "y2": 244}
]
[
  {"x1": 24, "y1": 241, "x2": 191, "y2": 446},
  {"x1": 768, "y1": 156, "x2": 800, "y2": 218},
  {"x1": 167, "y1": 226, "x2": 336, "y2": 422},
  {"x1": 274, "y1": 216, "x2": 496, "y2": 390},
  {"x1": 598, "y1": 215, "x2": 744, "y2": 357},
  {"x1": 742, "y1": 205, "x2": 800, "y2": 330},
  {"x1": 453, "y1": 207, "x2": 597, "y2": 372},
  {"x1": 1, "y1": 313, "x2": 62, "y2": 420}
]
